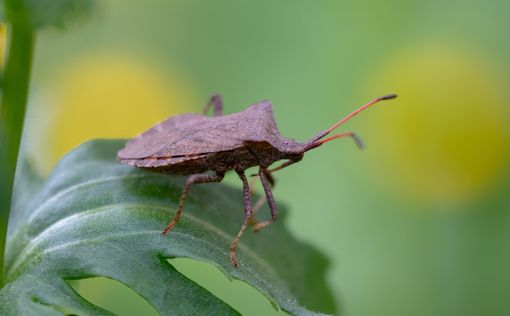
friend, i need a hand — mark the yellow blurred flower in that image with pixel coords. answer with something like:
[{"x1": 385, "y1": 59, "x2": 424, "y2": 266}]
[
  {"x1": 34, "y1": 53, "x2": 197, "y2": 173},
  {"x1": 363, "y1": 44, "x2": 510, "y2": 205},
  {"x1": 0, "y1": 23, "x2": 6, "y2": 66}
]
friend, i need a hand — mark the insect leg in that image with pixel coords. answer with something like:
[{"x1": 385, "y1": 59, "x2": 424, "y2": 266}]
[
  {"x1": 247, "y1": 169, "x2": 275, "y2": 227},
  {"x1": 252, "y1": 167, "x2": 278, "y2": 233},
  {"x1": 249, "y1": 158, "x2": 301, "y2": 178},
  {"x1": 202, "y1": 94, "x2": 224, "y2": 117},
  {"x1": 266, "y1": 158, "x2": 301, "y2": 174},
  {"x1": 247, "y1": 160, "x2": 299, "y2": 229},
  {"x1": 161, "y1": 172, "x2": 224, "y2": 235},
  {"x1": 246, "y1": 159, "x2": 297, "y2": 228},
  {"x1": 230, "y1": 170, "x2": 253, "y2": 267}
]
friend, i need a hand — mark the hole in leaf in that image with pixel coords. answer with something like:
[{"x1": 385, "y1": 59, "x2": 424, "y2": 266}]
[
  {"x1": 68, "y1": 277, "x2": 158, "y2": 316},
  {"x1": 169, "y1": 258, "x2": 288, "y2": 316}
]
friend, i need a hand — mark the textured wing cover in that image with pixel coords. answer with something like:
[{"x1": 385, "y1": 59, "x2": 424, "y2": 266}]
[{"x1": 118, "y1": 101, "x2": 283, "y2": 159}]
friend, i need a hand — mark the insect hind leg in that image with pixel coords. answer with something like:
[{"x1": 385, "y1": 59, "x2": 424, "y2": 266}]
[
  {"x1": 161, "y1": 172, "x2": 224, "y2": 235},
  {"x1": 202, "y1": 94, "x2": 224, "y2": 117}
]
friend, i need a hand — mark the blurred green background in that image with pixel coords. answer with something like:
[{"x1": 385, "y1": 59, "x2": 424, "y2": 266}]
[{"x1": 10, "y1": 0, "x2": 510, "y2": 315}]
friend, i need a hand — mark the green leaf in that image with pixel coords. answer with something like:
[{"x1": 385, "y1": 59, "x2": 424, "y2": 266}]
[
  {"x1": 1, "y1": 139, "x2": 335, "y2": 315},
  {"x1": 1, "y1": 0, "x2": 94, "y2": 29}
]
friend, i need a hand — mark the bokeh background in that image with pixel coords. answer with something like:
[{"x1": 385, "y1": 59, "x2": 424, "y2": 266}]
[{"x1": 9, "y1": 0, "x2": 510, "y2": 315}]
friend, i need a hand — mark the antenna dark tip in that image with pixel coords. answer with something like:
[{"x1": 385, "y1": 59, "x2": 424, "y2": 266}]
[
  {"x1": 380, "y1": 94, "x2": 397, "y2": 100},
  {"x1": 351, "y1": 133, "x2": 365, "y2": 150}
]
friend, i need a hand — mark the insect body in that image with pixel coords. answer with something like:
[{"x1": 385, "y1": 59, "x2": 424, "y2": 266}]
[{"x1": 118, "y1": 94, "x2": 397, "y2": 267}]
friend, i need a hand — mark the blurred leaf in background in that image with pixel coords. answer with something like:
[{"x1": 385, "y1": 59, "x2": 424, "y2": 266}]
[
  {"x1": 1, "y1": 0, "x2": 94, "y2": 29},
  {"x1": 14, "y1": 0, "x2": 510, "y2": 315}
]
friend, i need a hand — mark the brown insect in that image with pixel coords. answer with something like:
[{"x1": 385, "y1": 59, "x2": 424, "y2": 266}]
[{"x1": 118, "y1": 94, "x2": 397, "y2": 267}]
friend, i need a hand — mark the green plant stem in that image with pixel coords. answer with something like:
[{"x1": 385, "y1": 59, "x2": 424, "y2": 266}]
[{"x1": 0, "y1": 23, "x2": 35, "y2": 287}]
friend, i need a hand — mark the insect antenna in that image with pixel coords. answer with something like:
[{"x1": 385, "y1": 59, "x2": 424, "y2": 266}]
[{"x1": 304, "y1": 94, "x2": 397, "y2": 151}]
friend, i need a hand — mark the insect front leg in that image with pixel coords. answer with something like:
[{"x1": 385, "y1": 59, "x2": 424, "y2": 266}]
[
  {"x1": 161, "y1": 172, "x2": 224, "y2": 235},
  {"x1": 252, "y1": 167, "x2": 278, "y2": 233},
  {"x1": 266, "y1": 158, "x2": 301, "y2": 174},
  {"x1": 202, "y1": 94, "x2": 224, "y2": 116},
  {"x1": 248, "y1": 159, "x2": 300, "y2": 230},
  {"x1": 230, "y1": 170, "x2": 253, "y2": 267},
  {"x1": 247, "y1": 168, "x2": 275, "y2": 228}
]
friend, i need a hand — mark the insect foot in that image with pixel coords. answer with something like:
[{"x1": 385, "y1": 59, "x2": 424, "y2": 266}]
[{"x1": 118, "y1": 94, "x2": 397, "y2": 267}]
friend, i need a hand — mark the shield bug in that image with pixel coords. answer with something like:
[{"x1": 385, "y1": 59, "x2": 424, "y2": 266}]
[{"x1": 118, "y1": 94, "x2": 397, "y2": 267}]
